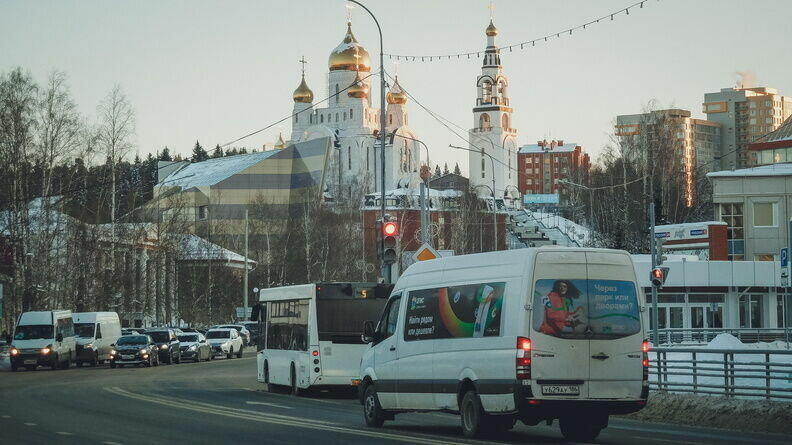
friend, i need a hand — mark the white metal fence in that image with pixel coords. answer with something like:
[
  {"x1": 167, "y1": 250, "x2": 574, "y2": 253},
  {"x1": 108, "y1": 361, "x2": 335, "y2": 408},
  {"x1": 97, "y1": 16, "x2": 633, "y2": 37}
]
[
  {"x1": 650, "y1": 347, "x2": 792, "y2": 400},
  {"x1": 649, "y1": 328, "x2": 792, "y2": 346}
]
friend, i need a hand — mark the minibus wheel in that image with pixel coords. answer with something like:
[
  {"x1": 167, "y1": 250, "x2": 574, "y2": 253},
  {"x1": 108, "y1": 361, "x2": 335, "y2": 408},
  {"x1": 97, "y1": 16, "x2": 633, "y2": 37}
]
[
  {"x1": 560, "y1": 416, "x2": 602, "y2": 442},
  {"x1": 362, "y1": 384, "x2": 385, "y2": 427},
  {"x1": 460, "y1": 390, "x2": 486, "y2": 438}
]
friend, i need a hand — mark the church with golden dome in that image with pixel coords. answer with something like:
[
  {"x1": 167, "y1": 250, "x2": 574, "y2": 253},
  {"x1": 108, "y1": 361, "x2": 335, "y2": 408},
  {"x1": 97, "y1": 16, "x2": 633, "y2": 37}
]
[{"x1": 287, "y1": 19, "x2": 422, "y2": 200}]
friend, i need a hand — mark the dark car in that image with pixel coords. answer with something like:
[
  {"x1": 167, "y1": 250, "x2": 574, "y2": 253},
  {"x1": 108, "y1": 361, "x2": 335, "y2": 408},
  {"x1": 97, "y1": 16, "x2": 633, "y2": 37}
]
[
  {"x1": 146, "y1": 329, "x2": 181, "y2": 364},
  {"x1": 110, "y1": 335, "x2": 159, "y2": 368},
  {"x1": 177, "y1": 333, "x2": 212, "y2": 362},
  {"x1": 242, "y1": 322, "x2": 259, "y2": 347}
]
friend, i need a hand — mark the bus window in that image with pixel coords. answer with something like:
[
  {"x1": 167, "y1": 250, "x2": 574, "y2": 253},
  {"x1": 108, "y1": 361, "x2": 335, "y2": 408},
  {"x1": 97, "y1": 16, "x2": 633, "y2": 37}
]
[{"x1": 266, "y1": 299, "x2": 309, "y2": 351}]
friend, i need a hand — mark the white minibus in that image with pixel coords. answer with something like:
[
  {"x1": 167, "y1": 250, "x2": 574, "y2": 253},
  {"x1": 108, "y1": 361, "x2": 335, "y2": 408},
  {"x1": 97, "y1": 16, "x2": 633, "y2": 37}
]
[
  {"x1": 73, "y1": 312, "x2": 122, "y2": 366},
  {"x1": 256, "y1": 282, "x2": 392, "y2": 394},
  {"x1": 359, "y1": 248, "x2": 648, "y2": 441},
  {"x1": 9, "y1": 310, "x2": 76, "y2": 371}
]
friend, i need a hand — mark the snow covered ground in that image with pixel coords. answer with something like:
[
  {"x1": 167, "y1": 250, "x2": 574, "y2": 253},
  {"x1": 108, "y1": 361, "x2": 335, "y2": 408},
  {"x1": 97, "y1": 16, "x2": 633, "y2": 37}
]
[{"x1": 650, "y1": 334, "x2": 792, "y2": 399}]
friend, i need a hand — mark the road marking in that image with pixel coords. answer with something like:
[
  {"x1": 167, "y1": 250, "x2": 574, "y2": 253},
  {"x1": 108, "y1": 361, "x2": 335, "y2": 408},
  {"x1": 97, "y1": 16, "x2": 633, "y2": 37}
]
[
  {"x1": 102, "y1": 442, "x2": 123, "y2": 445},
  {"x1": 633, "y1": 436, "x2": 703, "y2": 445},
  {"x1": 23, "y1": 422, "x2": 37, "y2": 426},
  {"x1": 105, "y1": 387, "x2": 466, "y2": 445},
  {"x1": 245, "y1": 401, "x2": 294, "y2": 410},
  {"x1": 56, "y1": 432, "x2": 73, "y2": 436},
  {"x1": 0, "y1": 415, "x2": 10, "y2": 419}
]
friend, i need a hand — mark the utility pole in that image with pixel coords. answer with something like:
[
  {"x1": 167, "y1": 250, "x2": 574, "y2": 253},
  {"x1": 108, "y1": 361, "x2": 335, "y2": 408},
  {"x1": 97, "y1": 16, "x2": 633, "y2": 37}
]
[
  {"x1": 450, "y1": 144, "x2": 498, "y2": 250},
  {"x1": 243, "y1": 208, "x2": 249, "y2": 321},
  {"x1": 420, "y1": 182, "x2": 428, "y2": 245},
  {"x1": 650, "y1": 202, "x2": 659, "y2": 345}
]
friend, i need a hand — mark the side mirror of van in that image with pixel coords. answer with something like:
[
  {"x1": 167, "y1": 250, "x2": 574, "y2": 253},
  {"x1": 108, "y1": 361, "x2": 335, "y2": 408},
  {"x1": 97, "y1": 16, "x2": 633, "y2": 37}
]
[
  {"x1": 361, "y1": 321, "x2": 375, "y2": 344},
  {"x1": 56, "y1": 333, "x2": 64, "y2": 343}
]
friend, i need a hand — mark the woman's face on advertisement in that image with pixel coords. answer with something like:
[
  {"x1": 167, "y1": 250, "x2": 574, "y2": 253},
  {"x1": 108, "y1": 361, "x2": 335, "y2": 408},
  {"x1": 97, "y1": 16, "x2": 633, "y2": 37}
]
[{"x1": 558, "y1": 282, "x2": 568, "y2": 295}]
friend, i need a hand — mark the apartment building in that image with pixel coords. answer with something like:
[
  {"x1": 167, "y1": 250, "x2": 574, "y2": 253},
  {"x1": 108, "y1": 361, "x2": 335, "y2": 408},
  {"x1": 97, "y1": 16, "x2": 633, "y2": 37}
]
[
  {"x1": 517, "y1": 140, "x2": 590, "y2": 203},
  {"x1": 703, "y1": 87, "x2": 792, "y2": 169}
]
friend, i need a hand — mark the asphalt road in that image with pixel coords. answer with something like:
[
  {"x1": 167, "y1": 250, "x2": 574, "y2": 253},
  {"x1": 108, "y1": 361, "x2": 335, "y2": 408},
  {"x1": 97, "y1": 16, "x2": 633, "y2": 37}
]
[{"x1": 0, "y1": 350, "x2": 790, "y2": 445}]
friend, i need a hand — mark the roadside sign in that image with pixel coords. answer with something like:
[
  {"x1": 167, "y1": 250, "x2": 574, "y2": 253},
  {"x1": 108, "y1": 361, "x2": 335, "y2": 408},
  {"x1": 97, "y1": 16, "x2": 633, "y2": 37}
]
[
  {"x1": 781, "y1": 248, "x2": 788, "y2": 268},
  {"x1": 413, "y1": 243, "x2": 441, "y2": 262},
  {"x1": 235, "y1": 307, "x2": 252, "y2": 320}
]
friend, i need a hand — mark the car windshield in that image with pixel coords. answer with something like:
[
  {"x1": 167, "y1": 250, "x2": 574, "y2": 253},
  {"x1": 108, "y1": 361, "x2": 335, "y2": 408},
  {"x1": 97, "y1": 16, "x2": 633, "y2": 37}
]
[
  {"x1": 117, "y1": 335, "x2": 148, "y2": 345},
  {"x1": 14, "y1": 325, "x2": 53, "y2": 340},
  {"x1": 148, "y1": 332, "x2": 170, "y2": 343},
  {"x1": 178, "y1": 335, "x2": 198, "y2": 342},
  {"x1": 219, "y1": 325, "x2": 242, "y2": 332},
  {"x1": 74, "y1": 323, "x2": 95, "y2": 338},
  {"x1": 206, "y1": 330, "x2": 230, "y2": 339}
]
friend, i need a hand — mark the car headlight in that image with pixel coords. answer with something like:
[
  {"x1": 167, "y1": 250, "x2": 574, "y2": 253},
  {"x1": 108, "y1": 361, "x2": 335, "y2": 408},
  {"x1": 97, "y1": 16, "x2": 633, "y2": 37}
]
[
  {"x1": 41, "y1": 347, "x2": 51, "y2": 355},
  {"x1": 140, "y1": 349, "x2": 147, "y2": 355},
  {"x1": 85, "y1": 343, "x2": 94, "y2": 349},
  {"x1": 110, "y1": 350, "x2": 117, "y2": 355},
  {"x1": 160, "y1": 344, "x2": 168, "y2": 350},
  {"x1": 10, "y1": 347, "x2": 19, "y2": 356},
  {"x1": 189, "y1": 345, "x2": 197, "y2": 351}
]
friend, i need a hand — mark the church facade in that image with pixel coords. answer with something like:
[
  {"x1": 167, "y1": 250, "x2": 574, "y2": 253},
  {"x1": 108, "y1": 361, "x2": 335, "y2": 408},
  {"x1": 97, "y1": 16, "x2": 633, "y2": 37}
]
[{"x1": 288, "y1": 21, "x2": 422, "y2": 202}]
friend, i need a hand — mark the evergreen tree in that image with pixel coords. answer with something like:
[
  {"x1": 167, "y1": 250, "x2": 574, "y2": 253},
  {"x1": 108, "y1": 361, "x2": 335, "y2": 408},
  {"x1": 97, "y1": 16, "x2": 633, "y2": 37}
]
[
  {"x1": 191, "y1": 140, "x2": 208, "y2": 163},
  {"x1": 159, "y1": 146, "x2": 172, "y2": 161},
  {"x1": 453, "y1": 163, "x2": 461, "y2": 175},
  {"x1": 212, "y1": 144, "x2": 223, "y2": 158},
  {"x1": 226, "y1": 147, "x2": 239, "y2": 156},
  {"x1": 433, "y1": 165, "x2": 442, "y2": 178},
  {"x1": 239, "y1": 147, "x2": 248, "y2": 154},
  {"x1": 443, "y1": 162, "x2": 450, "y2": 175}
]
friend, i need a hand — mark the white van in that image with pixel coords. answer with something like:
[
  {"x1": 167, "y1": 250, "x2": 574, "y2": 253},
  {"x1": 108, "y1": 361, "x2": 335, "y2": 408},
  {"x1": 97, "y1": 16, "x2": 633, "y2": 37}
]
[
  {"x1": 9, "y1": 310, "x2": 77, "y2": 371},
  {"x1": 359, "y1": 248, "x2": 649, "y2": 441},
  {"x1": 73, "y1": 312, "x2": 122, "y2": 367}
]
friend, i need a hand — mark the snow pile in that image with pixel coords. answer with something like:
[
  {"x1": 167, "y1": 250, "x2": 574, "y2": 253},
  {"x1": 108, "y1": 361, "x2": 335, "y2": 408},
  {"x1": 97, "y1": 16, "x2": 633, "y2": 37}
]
[{"x1": 708, "y1": 333, "x2": 749, "y2": 349}]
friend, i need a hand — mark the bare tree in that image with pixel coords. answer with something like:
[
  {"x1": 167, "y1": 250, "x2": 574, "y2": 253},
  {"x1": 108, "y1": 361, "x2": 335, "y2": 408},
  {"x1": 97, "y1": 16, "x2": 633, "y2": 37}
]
[{"x1": 96, "y1": 85, "x2": 135, "y2": 299}]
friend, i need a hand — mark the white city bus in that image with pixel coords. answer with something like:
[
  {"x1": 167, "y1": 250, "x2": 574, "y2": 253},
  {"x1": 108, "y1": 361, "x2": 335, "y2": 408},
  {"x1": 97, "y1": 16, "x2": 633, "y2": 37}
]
[{"x1": 256, "y1": 282, "x2": 392, "y2": 394}]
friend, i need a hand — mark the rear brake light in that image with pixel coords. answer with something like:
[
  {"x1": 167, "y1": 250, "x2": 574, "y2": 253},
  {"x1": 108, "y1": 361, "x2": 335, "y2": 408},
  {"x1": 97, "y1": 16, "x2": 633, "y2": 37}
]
[
  {"x1": 516, "y1": 337, "x2": 532, "y2": 380},
  {"x1": 642, "y1": 339, "x2": 650, "y2": 380},
  {"x1": 642, "y1": 340, "x2": 650, "y2": 353}
]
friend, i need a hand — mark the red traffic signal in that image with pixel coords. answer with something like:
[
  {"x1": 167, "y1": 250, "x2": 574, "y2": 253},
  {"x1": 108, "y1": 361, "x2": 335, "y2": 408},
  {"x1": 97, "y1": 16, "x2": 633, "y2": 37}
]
[
  {"x1": 650, "y1": 267, "x2": 669, "y2": 287},
  {"x1": 382, "y1": 221, "x2": 399, "y2": 237}
]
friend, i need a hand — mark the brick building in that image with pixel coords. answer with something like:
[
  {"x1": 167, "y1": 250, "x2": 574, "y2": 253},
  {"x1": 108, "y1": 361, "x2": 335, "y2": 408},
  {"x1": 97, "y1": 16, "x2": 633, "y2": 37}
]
[{"x1": 517, "y1": 140, "x2": 590, "y2": 202}]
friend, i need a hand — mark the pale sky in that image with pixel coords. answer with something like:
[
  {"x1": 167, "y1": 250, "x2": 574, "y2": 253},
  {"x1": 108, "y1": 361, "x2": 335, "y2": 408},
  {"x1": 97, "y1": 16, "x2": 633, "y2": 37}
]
[{"x1": 2, "y1": 0, "x2": 791, "y2": 174}]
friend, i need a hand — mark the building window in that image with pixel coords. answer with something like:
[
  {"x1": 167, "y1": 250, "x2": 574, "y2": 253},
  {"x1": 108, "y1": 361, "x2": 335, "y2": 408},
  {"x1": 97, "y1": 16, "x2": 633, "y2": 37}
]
[
  {"x1": 482, "y1": 81, "x2": 492, "y2": 103},
  {"x1": 481, "y1": 152, "x2": 485, "y2": 179},
  {"x1": 336, "y1": 113, "x2": 339, "y2": 122},
  {"x1": 343, "y1": 111, "x2": 347, "y2": 120},
  {"x1": 389, "y1": 114, "x2": 392, "y2": 125},
  {"x1": 527, "y1": 179, "x2": 533, "y2": 185},
  {"x1": 295, "y1": 114, "x2": 298, "y2": 123},
  {"x1": 479, "y1": 113, "x2": 491, "y2": 129},
  {"x1": 348, "y1": 146, "x2": 352, "y2": 170},
  {"x1": 502, "y1": 114, "x2": 509, "y2": 130},
  {"x1": 739, "y1": 295, "x2": 763, "y2": 328},
  {"x1": 778, "y1": 295, "x2": 787, "y2": 328},
  {"x1": 753, "y1": 202, "x2": 776, "y2": 227},
  {"x1": 350, "y1": 108, "x2": 353, "y2": 119},
  {"x1": 320, "y1": 114, "x2": 324, "y2": 123},
  {"x1": 526, "y1": 158, "x2": 532, "y2": 164},
  {"x1": 198, "y1": 206, "x2": 208, "y2": 220},
  {"x1": 720, "y1": 203, "x2": 744, "y2": 261}
]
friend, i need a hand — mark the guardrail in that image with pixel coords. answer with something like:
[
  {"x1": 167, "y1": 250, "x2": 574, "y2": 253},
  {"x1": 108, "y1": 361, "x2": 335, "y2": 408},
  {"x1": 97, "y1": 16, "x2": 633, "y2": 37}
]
[
  {"x1": 649, "y1": 328, "x2": 792, "y2": 346},
  {"x1": 650, "y1": 347, "x2": 792, "y2": 400}
]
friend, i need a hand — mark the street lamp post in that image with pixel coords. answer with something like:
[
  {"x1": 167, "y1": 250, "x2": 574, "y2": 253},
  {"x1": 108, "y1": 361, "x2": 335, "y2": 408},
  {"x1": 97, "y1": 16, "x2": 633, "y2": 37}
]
[
  {"x1": 392, "y1": 133, "x2": 432, "y2": 245},
  {"x1": 450, "y1": 144, "x2": 498, "y2": 250},
  {"x1": 348, "y1": 0, "x2": 388, "y2": 282}
]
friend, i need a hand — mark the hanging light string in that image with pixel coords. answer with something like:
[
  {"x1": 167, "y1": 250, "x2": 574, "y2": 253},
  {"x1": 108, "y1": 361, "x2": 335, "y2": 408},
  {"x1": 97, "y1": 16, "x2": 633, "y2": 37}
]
[{"x1": 384, "y1": 0, "x2": 655, "y2": 62}]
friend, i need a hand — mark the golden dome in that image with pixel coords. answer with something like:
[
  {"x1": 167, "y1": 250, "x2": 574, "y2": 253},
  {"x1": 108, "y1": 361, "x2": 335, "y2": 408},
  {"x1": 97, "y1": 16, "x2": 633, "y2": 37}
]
[
  {"x1": 386, "y1": 76, "x2": 407, "y2": 105},
  {"x1": 292, "y1": 75, "x2": 314, "y2": 103},
  {"x1": 347, "y1": 72, "x2": 369, "y2": 99},
  {"x1": 328, "y1": 22, "x2": 372, "y2": 72},
  {"x1": 486, "y1": 20, "x2": 497, "y2": 36}
]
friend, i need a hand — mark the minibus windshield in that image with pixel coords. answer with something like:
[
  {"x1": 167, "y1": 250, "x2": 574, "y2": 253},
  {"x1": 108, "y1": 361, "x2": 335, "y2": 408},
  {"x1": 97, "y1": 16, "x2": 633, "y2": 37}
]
[
  {"x1": 14, "y1": 325, "x2": 53, "y2": 340},
  {"x1": 74, "y1": 323, "x2": 95, "y2": 338},
  {"x1": 532, "y1": 279, "x2": 640, "y2": 339}
]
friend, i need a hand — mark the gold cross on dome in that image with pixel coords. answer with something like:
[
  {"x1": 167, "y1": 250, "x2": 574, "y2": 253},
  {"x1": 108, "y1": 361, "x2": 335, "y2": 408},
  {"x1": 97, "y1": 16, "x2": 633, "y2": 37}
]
[
  {"x1": 298, "y1": 56, "x2": 307, "y2": 75},
  {"x1": 392, "y1": 60, "x2": 400, "y2": 77},
  {"x1": 488, "y1": 0, "x2": 495, "y2": 19}
]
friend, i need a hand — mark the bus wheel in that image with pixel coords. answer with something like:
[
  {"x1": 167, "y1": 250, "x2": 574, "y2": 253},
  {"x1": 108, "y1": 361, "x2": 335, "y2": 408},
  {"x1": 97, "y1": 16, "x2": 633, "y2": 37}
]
[
  {"x1": 363, "y1": 384, "x2": 386, "y2": 428},
  {"x1": 560, "y1": 416, "x2": 603, "y2": 442},
  {"x1": 460, "y1": 390, "x2": 487, "y2": 438},
  {"x1": 290, "y1": 364, "x2": 301, "y2": 396}
]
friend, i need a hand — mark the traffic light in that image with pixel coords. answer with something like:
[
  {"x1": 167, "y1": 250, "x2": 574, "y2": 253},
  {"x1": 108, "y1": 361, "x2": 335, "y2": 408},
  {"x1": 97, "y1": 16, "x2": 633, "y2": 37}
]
[
  {"x1": 650, "y1": 267, "x2": 670, "y2": 287},
  {"x1": 654, "y1": 238, "x2": 667, "y2": 265},
  {"x1": 382, "y1": 219, "x2": 399, "y2": 265}
]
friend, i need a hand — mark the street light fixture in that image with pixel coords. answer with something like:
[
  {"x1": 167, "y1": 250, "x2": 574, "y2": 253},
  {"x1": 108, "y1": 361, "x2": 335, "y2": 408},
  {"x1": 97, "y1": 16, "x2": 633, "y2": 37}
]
[
  {"x1": 390, "y1": 133, "x2": 432, "y2": 246},
  {"x1": 449, "y1": 144, "x2": 498, "y2": 250}
]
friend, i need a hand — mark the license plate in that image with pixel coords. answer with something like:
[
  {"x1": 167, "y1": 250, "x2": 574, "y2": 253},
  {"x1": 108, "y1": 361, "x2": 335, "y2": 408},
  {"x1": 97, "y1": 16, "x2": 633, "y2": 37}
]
[
  {"x1": 24, "y1": 359, "x2": 37, "y2": 365},
  {"x1": 542, "y1": 385, "x2": 580, "y2": 395},
  {"x1": 122, "y1": 355, "x2": 134, "y2": 360}
]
